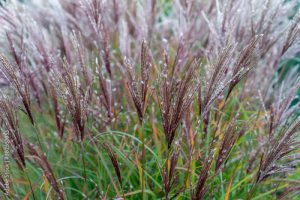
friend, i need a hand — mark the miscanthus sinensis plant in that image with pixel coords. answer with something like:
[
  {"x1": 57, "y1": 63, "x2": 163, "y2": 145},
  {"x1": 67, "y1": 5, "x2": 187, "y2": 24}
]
[{"x1": 0, "y1": 0, "x2": 299, "y2": 199}]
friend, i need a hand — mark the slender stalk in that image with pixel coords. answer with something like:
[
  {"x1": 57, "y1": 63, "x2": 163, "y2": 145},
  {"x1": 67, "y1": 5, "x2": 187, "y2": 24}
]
[
  {"x1": 80, "y1": 142, "x2": 87, "y2": 182},
  {"x1": 140, "y1": 120, "x2": 146, "y2": 200},
  {"x1": 32, "y1": 123, "x2": 44, "y2": 153},
  {"x1": 25, "y1": 169, "x2": 36, "y2": 200},
  {"x1": 165, "y1": 147, "x2": 170, "y2": 200},
  {"x1": 247, "y1": 183, "x2": 258, "y2": 200}
]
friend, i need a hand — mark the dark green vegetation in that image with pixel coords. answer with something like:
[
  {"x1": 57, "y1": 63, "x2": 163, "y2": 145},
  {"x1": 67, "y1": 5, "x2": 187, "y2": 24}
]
[{"x1": 0, "y1": 0, "x2": 299, "y2": 199}]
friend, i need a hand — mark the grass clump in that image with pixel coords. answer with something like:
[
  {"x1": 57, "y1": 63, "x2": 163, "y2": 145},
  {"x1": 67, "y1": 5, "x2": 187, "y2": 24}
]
[{"x1": 0, "y1": 0, "x2": 300, "y2": 199}]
